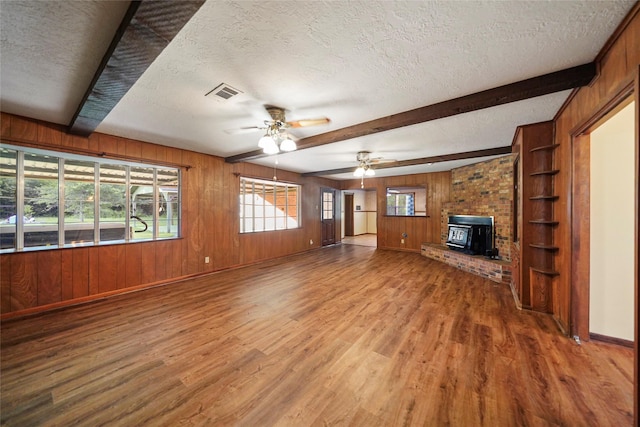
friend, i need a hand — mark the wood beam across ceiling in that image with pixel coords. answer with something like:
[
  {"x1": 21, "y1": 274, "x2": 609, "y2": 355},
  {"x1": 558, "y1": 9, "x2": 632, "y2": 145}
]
[
  {"x1": 68, "y1": 0, "x2": 205, "y2": 137},
  {"x1": 301, "y1": 146, "x2": 512, "y2": 177},
  {"x1": 225, "y1": 62, "x2": 596, "y2": 164}
]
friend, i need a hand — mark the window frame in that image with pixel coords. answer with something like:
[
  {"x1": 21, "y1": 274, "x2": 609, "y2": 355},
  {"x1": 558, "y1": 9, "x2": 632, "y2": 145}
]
[
  {"x1": 239, "y1": 176, "x2": 301, "y2": 233},
  {"x1": 0, "y1": 144, "x2": 181, "y2": 253}
]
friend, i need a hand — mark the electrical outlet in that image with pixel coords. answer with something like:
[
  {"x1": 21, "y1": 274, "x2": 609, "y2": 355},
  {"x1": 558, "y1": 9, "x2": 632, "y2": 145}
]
[
  {"x1": 205, "y1": 256, "x2": 210, "y2": 264},
  {"x1": 401, "y1": 239, "x2": 405, "y2": 244},
  {"x1": 310, "y1": 239, "x2": 314, "y2": 245}
]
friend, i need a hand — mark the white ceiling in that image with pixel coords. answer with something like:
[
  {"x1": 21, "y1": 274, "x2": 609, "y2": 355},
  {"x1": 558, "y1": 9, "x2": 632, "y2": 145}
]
[{"x1": 0, "y1": 1, "x2": 635, "y2": 180}]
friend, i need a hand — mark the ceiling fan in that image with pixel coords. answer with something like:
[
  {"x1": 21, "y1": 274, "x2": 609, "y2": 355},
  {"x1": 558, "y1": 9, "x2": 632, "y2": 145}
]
[
  {"x1": 354, "y1": 151, "x2": 394, "y2": 187},
  {"x1": 227, "y1": 105, "x2": 330, "y2": 154}
]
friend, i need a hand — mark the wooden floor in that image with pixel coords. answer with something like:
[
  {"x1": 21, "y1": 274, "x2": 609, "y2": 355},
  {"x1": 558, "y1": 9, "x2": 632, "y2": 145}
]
[
  {"x1": 1, "y1": 245, "x2": 634, "y2": 426},
  {"x1": 341, "y1": 234, "x2": 377, "y2": 247}
]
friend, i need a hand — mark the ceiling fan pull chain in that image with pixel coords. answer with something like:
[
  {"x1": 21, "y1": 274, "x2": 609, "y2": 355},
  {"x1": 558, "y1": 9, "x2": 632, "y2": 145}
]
[{"x1": 273, "y1": 157, "x2": 278, "y2": 181}]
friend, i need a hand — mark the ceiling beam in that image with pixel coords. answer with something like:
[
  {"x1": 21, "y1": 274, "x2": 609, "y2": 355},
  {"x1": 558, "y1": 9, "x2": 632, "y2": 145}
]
[
  {"x1": 226, "y1": 62, "x2": 596, "y2": 163},
  {"x1": 301, "y1": 146, "x2": 513, "y2": 177},
  {"x1": 68, "y1": 0, "x2": 205, "y2": 136}
]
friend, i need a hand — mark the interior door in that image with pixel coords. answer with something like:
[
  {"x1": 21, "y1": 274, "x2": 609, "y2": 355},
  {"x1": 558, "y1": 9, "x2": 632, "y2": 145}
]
[
  {"x1": 321, "y1": 188, "x2": 336, "y2": 246},
  {"x1": 344, "y1": 193, "x2": 354, "y2": 237}
]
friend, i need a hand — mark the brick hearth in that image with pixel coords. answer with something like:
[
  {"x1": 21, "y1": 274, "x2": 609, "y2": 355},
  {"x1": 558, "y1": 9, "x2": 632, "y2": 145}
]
[{"x1": 421, "y1": 243, "x2": 512, "y2": 285}]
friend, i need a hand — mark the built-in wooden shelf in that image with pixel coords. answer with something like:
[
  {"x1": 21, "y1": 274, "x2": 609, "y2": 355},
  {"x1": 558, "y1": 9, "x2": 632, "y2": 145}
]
[
  {"x1": 529, "y1": 220, "x2": 559, "y2": 225},
  {"x1": 529, "y1": 243, "x2": 559, "y2": 251},
  {"x1": 530, "y1": 267, "x2": 560, "y2": 276},
  {"x1": 529, "y1": 195, "x2": 559, "y2": 201},
  {"x1": 529, "y1": 144, "x2": 560, "y2": 152},
  {"x1": 529, "y1": 169, "x2": 560, "y2": 176}
]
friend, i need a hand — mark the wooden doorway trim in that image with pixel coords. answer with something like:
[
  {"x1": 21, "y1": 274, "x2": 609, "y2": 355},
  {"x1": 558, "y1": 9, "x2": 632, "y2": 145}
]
[
  {"x1": 570, "y1": 86, "x2": 635, "y2": 342},
  {"x1": 570, "y1": 81, "x2": 637, "y2": 424},
  {"x1": 344, "y1": 193, "x2": 354, "y2": 237}
]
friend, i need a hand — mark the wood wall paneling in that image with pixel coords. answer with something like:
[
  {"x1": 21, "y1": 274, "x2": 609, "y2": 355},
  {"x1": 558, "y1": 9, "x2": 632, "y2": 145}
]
[
  {"x1": 36, "y1": 250, "x2": 61, "y2": 306},
  {"x1": 0, "y1": 111, "x2": 347, "y2": 316},
  {"x1": 139, "y1": 242, "x2": 157, "y2": 285},
  {"x1": 10, "y1": 115, "x2": 38, "y2": 141},
  {"x1": 9, "y1": 253, "x2": 37, "y2": 311},
  {"x1": 553, "y1": 6, "x2": 639, "y2": 337},
  {"x1": 61, "y1": 250, "x2": 74, "y2": 301},
  {"x1": 1, "y1": 112, "x2": 11, "y2": 138},
  {"x1": 88, "y1": 247, "x2": 100, "y2": 296},
  {"x1": 0, "y1": 254, "x2": 11, "y2": 313}
]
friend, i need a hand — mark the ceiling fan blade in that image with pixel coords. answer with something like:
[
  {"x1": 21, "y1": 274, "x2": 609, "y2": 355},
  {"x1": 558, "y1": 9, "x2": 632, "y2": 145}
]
[
  {"x1": 370, "y1": 158, "x2": 396, "y2": 164},
  {"x1": 224, "y1": 126, "x2": 264, "y2": 135},
  {"x1": 286, "y1": 117, "x2": 330, "y2": 128}
]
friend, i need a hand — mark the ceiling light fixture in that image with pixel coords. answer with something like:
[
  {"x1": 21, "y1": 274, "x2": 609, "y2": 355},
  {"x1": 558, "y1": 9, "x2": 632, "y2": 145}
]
[
  {"x1": 354, "y1": 156, "x2": 375, "y2": 188},
  {"x1": 258, "y1": 122, "x2": 296, "y2": 154}
]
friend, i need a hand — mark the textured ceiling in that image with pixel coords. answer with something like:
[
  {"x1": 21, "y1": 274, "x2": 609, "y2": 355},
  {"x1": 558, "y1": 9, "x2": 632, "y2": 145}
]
[{"x1": 0, "y1": 1, "x2": 635, "y2": 179}]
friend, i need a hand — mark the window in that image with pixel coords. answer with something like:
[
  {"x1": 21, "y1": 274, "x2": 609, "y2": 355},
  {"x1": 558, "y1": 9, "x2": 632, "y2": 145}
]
[
  {"x1": 0, "y1": 144, "x2": 181, "y2": 252},
  {"x1": 386, "y1": 186, "x2": 426, "y2": 216},
  {"x1": 239, "y1": 177, "x2": 300, "y2": 233},
  {"x1": 387, "y1": 193, "x2": 415, "y2": 216}
]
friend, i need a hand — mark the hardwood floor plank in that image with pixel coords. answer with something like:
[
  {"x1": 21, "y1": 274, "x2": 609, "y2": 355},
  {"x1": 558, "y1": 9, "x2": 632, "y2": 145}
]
[{"x1": 0, "y1": 245, "x2": 634, "y2": 426}]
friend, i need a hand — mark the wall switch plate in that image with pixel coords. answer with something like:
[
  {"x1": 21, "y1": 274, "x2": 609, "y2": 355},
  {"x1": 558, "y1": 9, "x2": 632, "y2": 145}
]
[
  {"x1": 401, "y1": 239, "x2": 405, "y2": 244},
  {"x1": 310, "y1": 239, "x2": 313, "y2": 245},
  {"x1": 205, "y1": 256, "x2": 210, "y2": 263}
]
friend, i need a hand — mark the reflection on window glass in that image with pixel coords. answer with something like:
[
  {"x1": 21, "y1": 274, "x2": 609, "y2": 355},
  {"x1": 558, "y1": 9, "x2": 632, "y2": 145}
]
[
  {"x1": 64, "y1": 160, "x2": 95, "y2": 245},
  {"x1": 99, "y1": 164, "x2": 126, "y2": 242},
  {"x1": 239, "y1": 177, "x2": 299, "y2": 233},
  {"x1": 157, "y1": 168, "x2": 179, "y2": 239},
  {"x1": 0, "y1": 149, "x2": 17, "y2": 250},
  {"x1": 24, "y1": 153, "x2": 59, "y2": 247},
  {"x1": 130, "y1": 166, "x2": 154, "y2": 240}
]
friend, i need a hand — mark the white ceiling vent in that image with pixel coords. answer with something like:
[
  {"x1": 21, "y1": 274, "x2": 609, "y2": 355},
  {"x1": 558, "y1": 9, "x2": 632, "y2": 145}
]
[{"x1": 205, "y1": 83, "x2": 243, "y2": 101}]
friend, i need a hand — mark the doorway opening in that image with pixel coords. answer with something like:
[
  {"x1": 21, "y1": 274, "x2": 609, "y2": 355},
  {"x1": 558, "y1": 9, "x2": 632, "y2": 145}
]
[
  {"x1": 341, "y1": 189, "x2": 377, "y2": 248},
  {"x1": 571, "y1": 94, "x2": 636, "y2": 347}
]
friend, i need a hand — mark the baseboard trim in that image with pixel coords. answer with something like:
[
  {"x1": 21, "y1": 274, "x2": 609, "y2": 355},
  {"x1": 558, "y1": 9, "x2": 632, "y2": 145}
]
[{"x1": 589, "y1": 332, "x2": 634, "y2": 348}]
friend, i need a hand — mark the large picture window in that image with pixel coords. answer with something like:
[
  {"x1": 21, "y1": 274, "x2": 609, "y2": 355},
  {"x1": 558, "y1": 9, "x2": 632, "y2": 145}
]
[
  {"x1": 239, "y1": 177, "x2": 300, "y2": 233},
  {"x1": 0, "y1": 144, "x2": 181, "y2": 252}
]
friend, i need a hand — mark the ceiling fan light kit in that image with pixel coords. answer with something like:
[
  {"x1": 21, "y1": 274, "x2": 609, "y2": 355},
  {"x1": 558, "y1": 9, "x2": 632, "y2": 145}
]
[{"x1": 247, "y1": 105, "x2": 328, "y2": 155}]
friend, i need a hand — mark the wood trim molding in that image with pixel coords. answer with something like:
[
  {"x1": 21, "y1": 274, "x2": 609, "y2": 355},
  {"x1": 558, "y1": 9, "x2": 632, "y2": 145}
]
[
  {"x1": 68, "y1": 1, "x2": 205, "y2": 136},
  {"x1": 594, "y1": 2, "x2": 640, "y2": 65},
  {"x1": 589, "y1": 333, "x2": 634, "y2": 349},
  {"x1": 1, "y1": 136, "x2": 193, "y2": 170},
  {"x1": 301, "y1": 146, "x2": 512, "y2": 177},
  {"x1": 226, "y1": 63, "x2": 596, "y2": 164}
]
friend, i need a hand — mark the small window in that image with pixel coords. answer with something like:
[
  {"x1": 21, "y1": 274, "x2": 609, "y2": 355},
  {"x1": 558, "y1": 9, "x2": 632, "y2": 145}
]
[
  {"x1": 239, "y1": 177, "x2": 300, "y2": 233},
  {"x1": 387, "y1": 193, "x2": 414, "y2": 216}
]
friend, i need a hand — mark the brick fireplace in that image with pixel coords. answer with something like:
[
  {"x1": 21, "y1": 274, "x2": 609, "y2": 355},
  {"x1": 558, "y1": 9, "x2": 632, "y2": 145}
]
[
  {"x1": 441, "y1": 155, "x2": 514, "y2": 262},
  {"x1": 422, "y1": 155, "x2": 515, "y2": 283}
]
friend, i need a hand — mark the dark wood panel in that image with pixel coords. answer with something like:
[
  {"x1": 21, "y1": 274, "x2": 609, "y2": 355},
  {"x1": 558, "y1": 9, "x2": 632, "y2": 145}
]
[
  {"x1": 8, "y1": 253, "x2": 37, "y2": 311},
  {"x1": 0, "y1": 246, "x2": 633, "y2": 425},
  {"x1": 98, "y1": 245, "x2": 123, "y2": 294},
  {"x1": 36, "y1": 122, "x2": 62, "y2": 146},
  {"x1": 36, "y1": 251, "x2": 61, "y2": 306},
  {"x1": 125, "y1": 243, "x2": 142, "y2": 289},
  {"x1": 61, "y1": 250, "x2": 74, "y2": 301},
  {"x1": 0, "y1": 112, "x2": 11, "y2": 138},
  {"x1": 72, "y1": 248, "x2": 89, "y2": 299},
  {"x1": 69, "y1": 1, "x2": 206, "y2": 136},
  {"x1": 139, "y1": 243, "x2": 156, "y2": 285},
  {"x1": 0, "y1": 255, "x2": 11, "y2": 314},
  {"x1": 571, "y1": 134, "x2": 591, "y2": 340},
  {"x1": 88, "y1": 247, "x2": 100, "y2": 296}
]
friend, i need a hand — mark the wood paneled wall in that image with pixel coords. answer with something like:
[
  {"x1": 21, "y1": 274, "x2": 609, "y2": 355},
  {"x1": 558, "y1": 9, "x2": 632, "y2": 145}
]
[
  {"x1": 552, "y1": 5, "x2": 639, "y2": 336},
  {"x1": 0, "y1": 113, "x2": 341, "y2": 316},
  {"x1": 341, "y1": 171, "x2": 451, "y2": 252}
]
